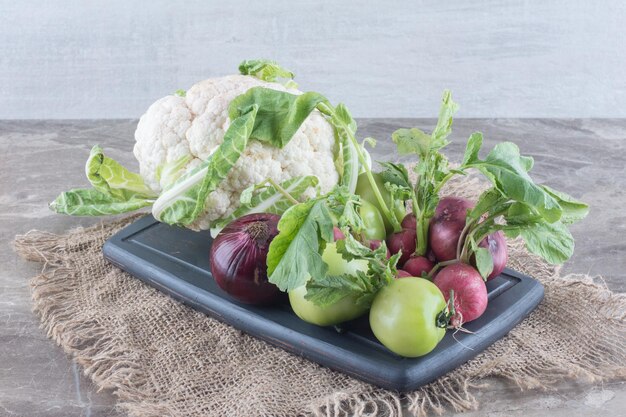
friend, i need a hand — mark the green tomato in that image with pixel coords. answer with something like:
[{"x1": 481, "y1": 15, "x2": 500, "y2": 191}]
[
  {"x1": 359, "y1": 200, "x2": 386, "y2": 241},
  {"x1": 355, "y1": 172, "x2": 406, "y2": 234},
  {"x1": 289, "y1": 242, "x2": 369, "y2": 326},
  {"x1": 369, "y1": 277, "x2": 447, "y2": 357}
]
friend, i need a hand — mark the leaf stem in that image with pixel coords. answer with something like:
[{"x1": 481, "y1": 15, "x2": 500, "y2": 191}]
[
  {"x1": 427, "y1": 259, "x2": 458, "y2": 279},
  {"x1": 318, "y1": 102, "x2": 401, "y2": 232},
  {"x1": 267, "y1": 178, "x2": 299, "y2": 205}
]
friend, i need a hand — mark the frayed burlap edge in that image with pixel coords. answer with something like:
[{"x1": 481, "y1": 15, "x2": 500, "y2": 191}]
[{"x1": 13, "y1": 176, "x2": 626, "y2": 417}]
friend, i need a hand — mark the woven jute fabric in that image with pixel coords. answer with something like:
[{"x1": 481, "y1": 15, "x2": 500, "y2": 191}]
[{"x1": 14, "y1": 175, "x2": 626, "y2": 417}]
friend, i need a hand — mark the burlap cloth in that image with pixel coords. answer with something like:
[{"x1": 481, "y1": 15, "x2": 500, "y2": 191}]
[{"x1": 14, "y1": 176, "x2": 626, "y2": 417}]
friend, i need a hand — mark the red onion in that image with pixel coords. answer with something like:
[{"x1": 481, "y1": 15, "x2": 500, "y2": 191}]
[{"x1": 209, "y1": 213, "x2": 281, "y2": 305}]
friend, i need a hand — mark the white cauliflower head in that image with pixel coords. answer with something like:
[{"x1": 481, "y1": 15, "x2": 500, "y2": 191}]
[{"x1": 133, "y1": 74, "x2": 339, "y2": 230}]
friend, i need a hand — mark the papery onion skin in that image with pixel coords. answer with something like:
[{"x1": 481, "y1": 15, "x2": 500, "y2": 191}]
[{"x1": 209, "y1": 213, "x2": 281, "y2": 305}]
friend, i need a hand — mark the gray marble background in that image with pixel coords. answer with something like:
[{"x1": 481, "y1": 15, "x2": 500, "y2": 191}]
[{"x1": 1, "y1": 0, "x2": 626, "y2": 119}]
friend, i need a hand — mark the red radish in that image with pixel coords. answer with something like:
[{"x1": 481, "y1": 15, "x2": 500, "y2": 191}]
[
  {"x1": 429, "y1": 197, "x2": 474, "y2": 262},
  {"x1": 403, "y1": 256, "x2": 434, "y2": 277},
  {"x1": 387, "y1": 228, "x2": 417, "y2": 266},
  {"x1": 369, "y1": 239, "x2": 391, "y2": 259},
  {"x1": 401, "y1": 213, "x2": 416, "y2": 229},
  {"x1": 396, "y1": 269, "x2": 412, "y2": 278},
  {"x1": 475, "y1": 231, "x2": 508, "y2": 280},
  {"x1": 433, "y1": 263, "x2": 488, "y2": 328},
  {"x1": 333, "y1": 226, "x2": 345, "y2": 241}
]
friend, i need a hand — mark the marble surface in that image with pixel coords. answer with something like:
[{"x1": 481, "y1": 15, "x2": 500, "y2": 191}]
[{"x1": 1, "y1": 119, "x2": 624, "y2": 416}]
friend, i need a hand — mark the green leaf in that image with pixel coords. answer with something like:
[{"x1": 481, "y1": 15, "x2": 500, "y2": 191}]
[
  {"x1": 174, "y1": 89, "x2": 186, "y2": 97},
  {"x1": 152, "y1": 106, "x2": 257, "y2": 225},
  {"x1": 467, "y1": 142, "x2": 562, "y2": 222},
  {"x1": 391, "y1": 127, "x2": 432, "y2": 158},
  {"x1": 50, "y1": 188, "x2": 153, "y2": 216},
  {"x1": 210, "y1": 176, "x2": 319, "y2": 236},
  {"x1": 431, "y1": 89, "x2": 459, "y2": 145},
  {"x1": 540, "y1": 185, "x2": 589, "y2": 224},
  {"x1": 379, "y1": 161, "x2": 411, "y2": 189},
  {"x1": 267, "y1": 199, "x2": 334, "y2": 291},
  {"x1": 462, "y1": 132, "x2": 483, "y2": 166},
  {"x1": 337, "y1": 128, "x2": 360, "y2": 193},
  {"x1": 157, "y1": 155, "x2": 193, "y2": 190},
  {"x1": 503, "y1": 220, "x2": 574, "y2": 264},
  {"x1": 238, "y1": 59, "x2": 295, "y2": 82},
  {"x1": 229, "y1": 87, "x2": 328, "y2": 148},
  {"x1": 474, "y1": 247, "x2": 494, "y2": 280},
  {"x1": 468, "y1": 187, "x2": 507, "y2": 222},
  {"x1": 85, "y1": 145, "x2": 156, "y2": 200},
  {"x1": 304, "y1": 272, "x2": 373, "y2": 307}
]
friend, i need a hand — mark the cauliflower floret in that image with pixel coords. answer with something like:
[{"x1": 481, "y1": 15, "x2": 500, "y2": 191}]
[{"x1": 133, "y1": 74, "x2": 339, "y2": 230}]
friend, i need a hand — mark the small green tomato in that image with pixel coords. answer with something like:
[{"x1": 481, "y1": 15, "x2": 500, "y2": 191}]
[
  {"x1": 289, "y1": 242, "x2": 369, "y2": 326},
  {"x1": 369, "y1": 277, "x2": 447, "y2": 357}
]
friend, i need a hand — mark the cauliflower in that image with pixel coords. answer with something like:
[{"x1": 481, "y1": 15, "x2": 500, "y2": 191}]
[
  {"x1": 50, "y1": 61, "x2": 361, "y2": 230},
  {"x1": 133, "y1": 74, "x2": 339, "y2": 230}
]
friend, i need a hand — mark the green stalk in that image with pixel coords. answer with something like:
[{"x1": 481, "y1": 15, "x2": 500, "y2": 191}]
[
  {"x1": 427, "y1": 259, "x2": 458, "y2": 280},
  {"x1": 318, "y1": 102, "x2": 401, "y2": 232},
  {"x1": 432, "y1": 172, "x2": 455, "y2": 195},
  {"x1": 267, "y1": 178, "x2": 299, "y2": 205}
]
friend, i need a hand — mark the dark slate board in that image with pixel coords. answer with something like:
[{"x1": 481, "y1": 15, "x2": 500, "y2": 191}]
[{"x1": 102, "y1": 215, "x2": 544, "y2": 392}]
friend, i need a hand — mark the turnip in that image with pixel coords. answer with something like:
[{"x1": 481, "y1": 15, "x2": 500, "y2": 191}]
[
  {"x1": 401, "y1": 213, "x2": 416, "y2": 229},
  {"x1": 387, "y1": 228, "x2": 417, "y2": 266},
  {"x1": 368, "y1": 239, "x2": 391, "y2": 259},
  {"x1": 429, "y1": 197, "x2": 474, "y2": 262},
  {"x1": 333, "y1": 226, "x2": 345, "y2": 241},
  {"x1": 403, "y1": 256, "x2": 434, "y2": 278},
  {"x1": 475, "y1": 231, "x2": 508, "y2": 280},
  {"x1": 433, "y1": 263, "x2": 487, "y2": 328},
  {"x1": 396, "y1": 269, "x2": 412, "y2": 278}
]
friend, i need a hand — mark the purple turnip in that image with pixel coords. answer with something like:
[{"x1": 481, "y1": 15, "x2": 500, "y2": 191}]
[
  {"x1": 387, "y1": 228, "x2": 417, "y2": 266},
  {"x1": 403, "y1": 256, "x2": 434, "y2": 278},
  {"x1": 475, "y1": 231, "x2": 508, "y2": 280},
  {"x1": 433, "y1": 263, "x2": 488, "y2": 327},
  {"x1": 429, "y1": 197, "x2": 474, "y2": 262}
]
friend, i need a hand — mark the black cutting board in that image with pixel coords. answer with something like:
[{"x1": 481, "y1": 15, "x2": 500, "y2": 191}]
[{"x1": 102, "y1": 215, "x2": 544, "y2": 392}]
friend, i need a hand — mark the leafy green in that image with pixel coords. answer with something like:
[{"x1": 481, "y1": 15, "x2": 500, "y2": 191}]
[
  {"x1": 50, "y1": 146, "x2": 156, "y2": 216},
  {"x1": 157, "y1": 155, "x2": 193, "y2": 190},
  {"x1": 502, "y1": 219, "x2": 574, "y2": 264},
  {"x1": 390, "y1": 90, "x2": 460, "y2": 256},
  {"x1": 85, "y1": 145, "x2": 156, "y2": 200},
  {"x1": 332, "y1": 104, "x2": 360, "y2": 193},
  {"x1": 50, "y1": 188, "x2": 153, "y2": 216},
  {"x1": 152, "y1": 106, "x2": 257, "y2": 225},
  {"x1": 540, "y1": 185, "x2": 589, "y2": 224},
  {"x1": 303, "y1": 271, "x2": 375, "y2": 308},
  {"x1": 210, "y1": 176, "x2": 319, "y2": 236},
  {"x1": 305, "y1": 233, "x2": 398, "y2": 307},
  {"x1": 463, "y1": 141, "x2": 562, "y2": 222},
  {"x1": 174, "y1": 89, "x2": 186, "y2": 97},
  {"x1": 229, "y1": 87, "x2": 328, "y2": 148},
  {"x1": 267, "y1": 198, "x2": 334, "y2": 291},
  {"x1": 238, "y1": 59, "x2": 295, "y2": 83},
  {"x1": 473, "y1": 246, "x2": 494, "y2": 280}
]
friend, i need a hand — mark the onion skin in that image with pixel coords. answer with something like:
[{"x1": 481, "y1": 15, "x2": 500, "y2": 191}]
[
  {"x1": 333, "y1": 226, "x2": 346, "y2": 241},
  {"x1": 429, "y1": 197, "x2": 475, "y2": 262},
  {"x1": 476, "y1": 231, "x2": 508, "y2": 280},
  {"x1": 209, "y1": 213, "x2": 281, "y2": 305}
]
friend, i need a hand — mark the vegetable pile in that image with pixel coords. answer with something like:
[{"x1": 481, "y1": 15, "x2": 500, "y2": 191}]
[{"x1": 52, "y1": 60, "x2": 589, "y2": 358}]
